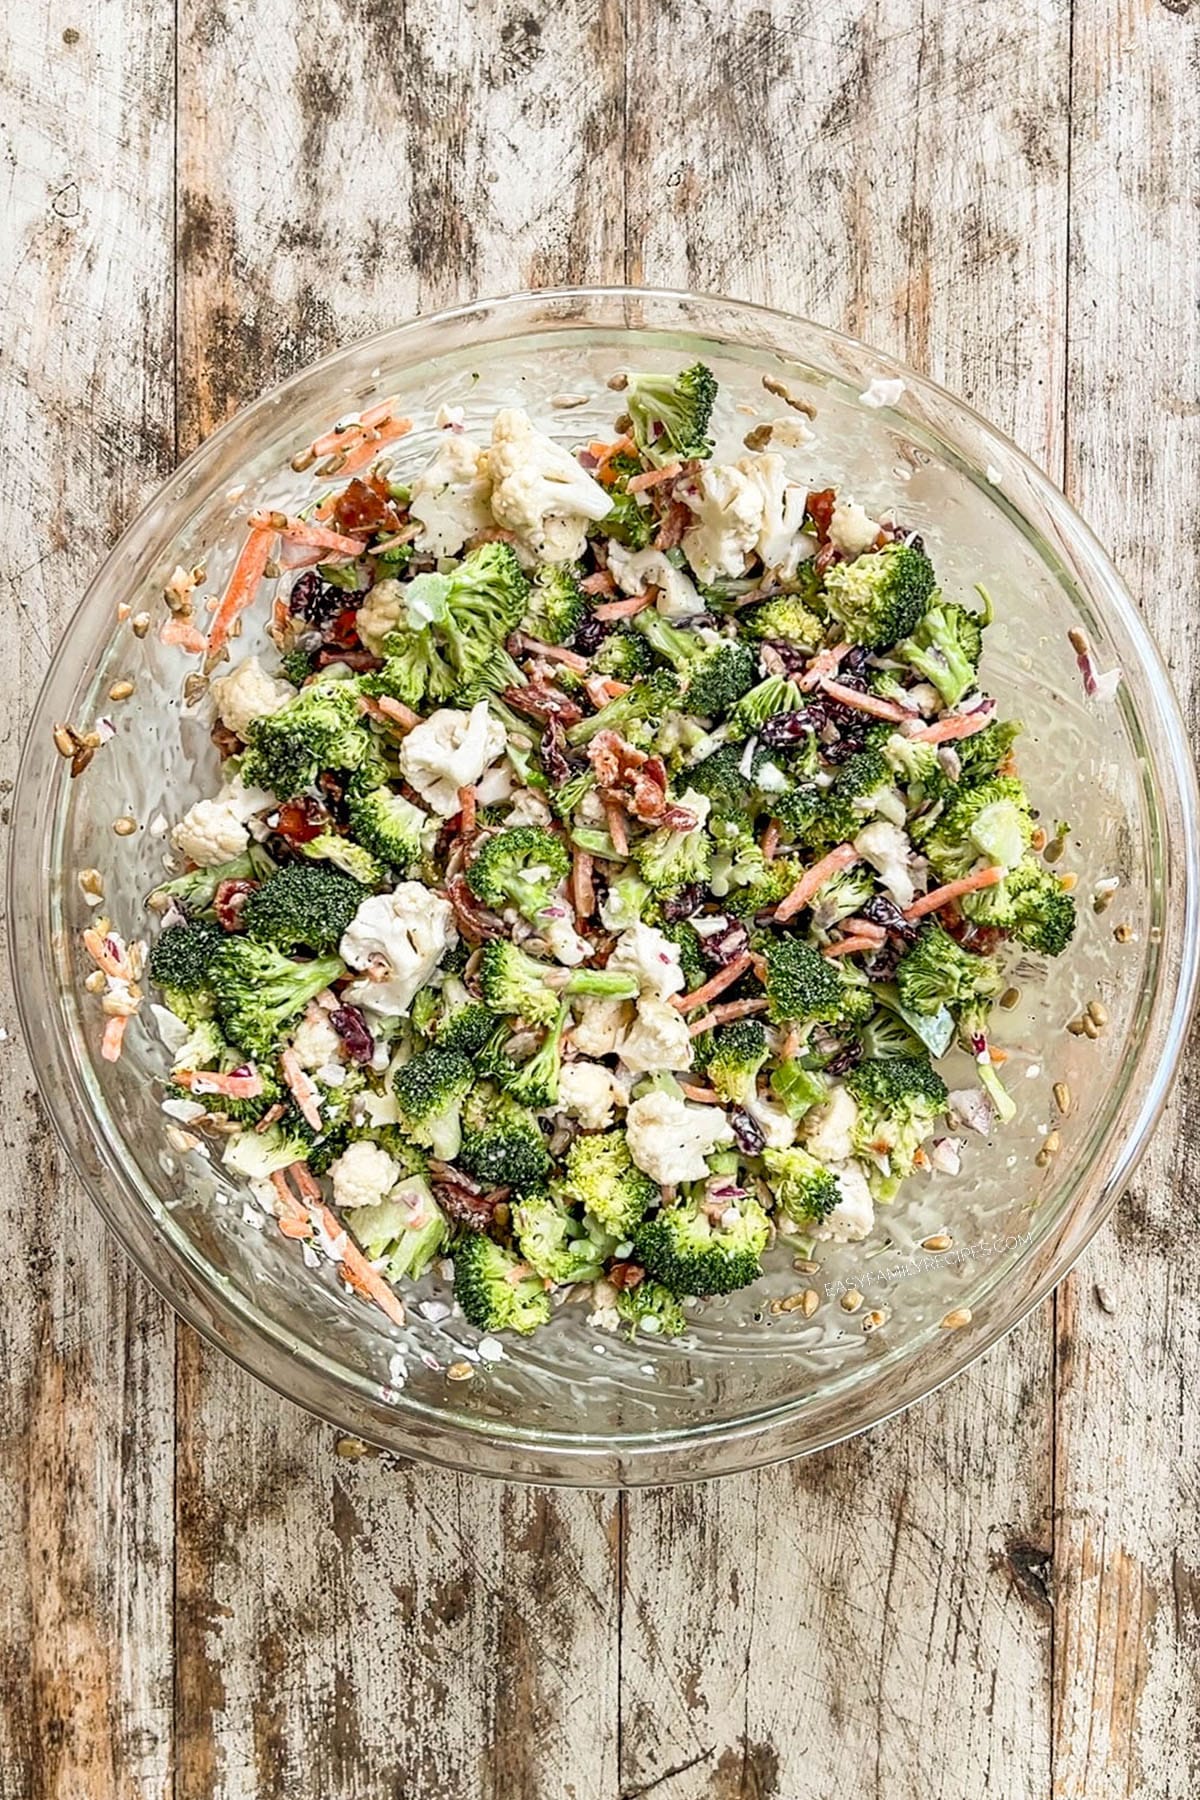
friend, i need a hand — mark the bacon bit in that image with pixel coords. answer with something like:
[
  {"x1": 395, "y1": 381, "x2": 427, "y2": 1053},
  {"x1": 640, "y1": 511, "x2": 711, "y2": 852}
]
[
  {"x1": 357, "y1": 695, "x2": 393, "y2": 729},
  {"x1": 903, "y1": 866, "x2": 1005, "y2": 920},
  {"x1": 256, "y1": 1102, "x2": 286, "y2": 1133},
  {"x1": 588, "y1": 728, "x2": 647, "y2": 785},
  {"x1": 678, "y1": 1082, "x2": 724, "y2": 1104},
  {"x1": 822, "y1": 934, "x2": 883, "y2": 959},
  {"x1": 275, "y1": 795, "x2": 330, "y2": 844},
  {"x1": 627, "y1": 461, "x2": 681, "y2": 493},
  {"x1": 512, "y1": 633, "x2": 589, "y2": 673},
  {"x1": 457, "y1": 785, "x2": 477, "y2": 835},
  {"x1": 100, "y1": 1015, "x2": 129, "y2": 1062},
  {"x1": 82, "y1": 927, "x2": 132, "y2": 980},
  {"x1": 687, "y1": 1011, "x2": 719, "y2": 1036},
  {"x1": 375, "y1": 693, "x2": 421, "y2": 732},
  {"x1": 572, "y1": 848, "x2": 595, "y2": 921},
  {"x1": 586, "y1": 675, "x2": 629, "y2": 710},
  {"x1": 761, "y1": 821, "x2": 780, "y2": 861},
  {"x1": 806, "y1": 488, "x2": 837, "y2": 540},
  {"x1": 706, "y1": 996, "x2": 770, "y2": 1025},
  {"x1": 653, "y1": 500, "x2": 691, "y2": 551},
  {"x1": 248, "y1": 512, "x2": 364, "y2": 558},
  {"x1": 603, "y1": 802, "x2": 629, "y2": 857},
  {"x1": 281, "y1": 1049, "x2": 323, "y2": 1131},
  {"x1": 820, "y1": 679, "x2": 911, "y2": 722},
  {"x1": 799, "y1": 641, "x2": 851, "y2": 692},
  {"x1": 501, "y1": 681, "x2": 584, "y2": 729},
  {"x1": 580, "y1": 569, "x2": 618, "y2": 596},
  {"x1": 672, "y1": 951, "x2": 754, "y2": 1014},
  {"x1": 840, "y1": 916, "x2": 888, "y2": 943},
  {"x1": 206, "y1": 526, "x2": 276, "y2": 660},
  {"x1": 774, "y1": 843, "x2": 859, "y2": 923},
  {"x1": 335, "y1": 419, "x2": 414, "y2": 477},
  {"x1": 161, "y1": 616, "x2": 209, "y2": 653},
  {"x1": 909, "y1": 708, "x2": 996, "y2": 745},
  {"x1": 591, "y1": 591, "x2": 654, "y2": 621},
  {"x1": 446, "y1": 874, "x2": 508, "y2": 943}
]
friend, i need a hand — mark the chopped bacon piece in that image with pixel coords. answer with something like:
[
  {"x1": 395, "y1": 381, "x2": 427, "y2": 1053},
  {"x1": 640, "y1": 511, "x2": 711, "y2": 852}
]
[
  {"x1": 581, "y1": 569, "x2": 617, "y2": 596},
  {"x1": 501, "y1": 681, "x2": 583, "y2": 728},
  {"x1": 572, "y1": 848, "x2": 595, "y2": 921}
]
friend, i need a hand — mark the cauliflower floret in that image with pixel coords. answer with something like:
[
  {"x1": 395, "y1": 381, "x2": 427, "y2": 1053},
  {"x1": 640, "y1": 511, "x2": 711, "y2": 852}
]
[
  {"x1": 570, "y1": 997, "x2": 633, "y2": 1058},
  {"x1": 625, "y1": 1090, "x2": 735, "y2": 1186},
  {"x1": 171, "y1": 797, "x2": 250, "y2": 867},
  {"x1": 608, "y1": 923, "x2": 685, "y2": 1002},
  {"x1": 407, "y1": 432, "x2": 494, "y2": 559},
  {"x1": 289, "y1": 1008, "x2": 343, "y2": 1071},
  {"x1": 744, "y1": 1093, "x2": 797, "y2": 1151},
  {"x1": 536, "y1": 898, "x2": 591, "y2": 967},
  {"x1": 853, "y1": 819, "x2": 915, "y2": 909},
  {"x1": 339, "y1": 882, "x2": 455, "y2": 1019},
  {"x1": 485, "y1": 408, "x2": 612, "y2": 563},
  {"x1": 828, "y1": 498, "x2": 881, "y2": 557},
  {"x1": 328, "y1": 1139, "x2": 403, "y2": 1212},
  {"x1": 739, "y1": 453, "x2": 816, "y2": 577},
  {"x1": 219, "y1": 773, "x2": 275, "y2": 824},
  {"x1": 615, "y1": 997, "x2": 694, "y2": 1076},
  {"x1": 210, "y1": 655, "x2": 296, "y2": 741},
  {"x1": 398, "y1": 703, "x2": 506, "y2": 817},
  {"x1": 506, "y1": 787, "x2": 553, "y2": 827},
  {"x1": 606, "y1": 542, "x2": 704, "y2": 621},
  {"x1": 681, "y1": 461, "x2": 764, "y2": 583},
  {"x1": 802, "y1": 1083, "x2": 859, "y2": 1165},
  {"x1": 355, "y1": 578, "x2": 408, "y2": 657},
  {"x1": 556, "y1": 1060, "x2": 625, "y2": 1131},
  {"x1": 810, "y1": 1161, "x2": 875, "y2": 1243},
  {"x1": 587, "y1": 1277, "x2": 622, "y2": 1333}
]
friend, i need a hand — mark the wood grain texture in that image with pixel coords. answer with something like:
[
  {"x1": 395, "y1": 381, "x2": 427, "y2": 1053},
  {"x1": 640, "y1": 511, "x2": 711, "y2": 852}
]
[{"x1": 0, "y1": 3, "x2": 177, "y2": 1798}]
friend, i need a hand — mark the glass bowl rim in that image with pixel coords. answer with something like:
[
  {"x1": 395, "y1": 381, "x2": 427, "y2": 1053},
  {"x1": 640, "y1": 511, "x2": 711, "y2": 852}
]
[{"x1": 11, "y1": 283, "x2": 1200, "y2": 1486}]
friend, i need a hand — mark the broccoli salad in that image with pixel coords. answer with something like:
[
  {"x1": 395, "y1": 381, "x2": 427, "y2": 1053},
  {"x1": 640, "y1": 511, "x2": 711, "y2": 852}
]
[{"x1": 101, "y1": 362, "x2": 1078, "y2": 1345}]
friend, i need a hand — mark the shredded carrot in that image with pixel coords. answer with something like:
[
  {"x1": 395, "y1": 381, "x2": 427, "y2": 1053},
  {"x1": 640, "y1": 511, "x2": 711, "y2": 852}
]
[
  {"x1": 248, "y1": 512, "x2": 364, "y2": 557},
  {"x1": 588, "y1": 434, "x2": 636, "y2": 482},
  {"x1": 822, "y1": 934, "x2": 883, "y2": 959},
  {"x1": 586, "y1": 674, "x2": 629, "y2": 710},
  {"x1": 305, "y1": 397, "x2": 404, "y2": 460},
  {"x1": 761, "y1": 821, "x2": 780, "y2": 861},
  {"x1": 799, "y1": 641, "x2": 851, "y2": 691},
  {"x1": 819, "y1": 679, "x2": 911, "y2": 723},
  {"x1": 284, "y1": 1163, "x2": 408, "y2": 1327},
  {"x1": 82, "y1": 928, "x2": 132, "y2": 980},
  {"x1": 706, "y1": 996, "x2": 770, "y2": 1025},
  {"x1": 457, "y1": 785, "x2": 477, "y2": 834},
  {"x1": 161, "y1": 617, "x2": 209, "y2": 653},
  {"x1": 514, "y1": 633, "x2": 589, "y2": 672},
  {"x1": 909, "y1": 709, "x2": 995, "y2": 745},
  {"x1": 255, "y1": 1102, "x2": 286, "y2": 1134},
  {"x1": 269, "y1": 1168, "x2": 310, "y2": 1229},
  {"x1": 335, "y1": 419, "x2": 414, "y2": 476},
  {"x1": 375, "y1": 694, "x2": 420, "y2": 732},
  {"x1": 206, "y1": 526, "x2": 276, "y2": 659},
  {"x1": 604, "y1": 801, "x2": 629, "y2": 858},
  {"x1": 580, "y1": 569, "x2": 617, "y2": 596},
  {"x1": 687, "y1": 1011, "x2": 719, "y2": 1037},
  {"x1": 572, "y1": 848, "x2": 595, "y2": 921},
  {"x1": 672, "y1": 951, "x2": 754, "y2": 1014},
  {"x1": 678, "y1": 1082, "x2": 724, "y2": 1105},
  {"x1": 627, "y1": 462, "x2": 681, "y2": 492},
  {"x1": 774, "y1": 843, "x2": 859, "y2": 923},
  {"x1": 101, "y1": 1015, "x2": 129, "y2": 1062},
  {"x1": 988, "y1": 1044, "x2": 1010, "y2": 1066},
  {"x1": 174, "y1": 1067, "x2": 265, "y2": 1100},
  {"x1": 840, "y1": 917, "x2": 888, "y2": 943},
  {"x1": 591, "y1": 591, "x2": 654, "y2": 621},
  {"x1": 903, "y1": 865, "x2": 1004, "y2": 920},
  {"x1": 281, "y1": 1049, "x2": 323, "y2": 1131}
]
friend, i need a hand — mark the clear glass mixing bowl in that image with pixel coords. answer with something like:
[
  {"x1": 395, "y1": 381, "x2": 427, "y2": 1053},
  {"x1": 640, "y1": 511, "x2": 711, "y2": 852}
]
[{"x1": 10, "y1": 289, "x2": 1198, "y2": 1485}]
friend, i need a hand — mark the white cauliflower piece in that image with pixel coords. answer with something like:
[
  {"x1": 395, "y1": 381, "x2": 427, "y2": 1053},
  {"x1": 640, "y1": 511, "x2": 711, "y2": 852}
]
[
  {"x1": 625, "y1": 1090, "x2": 735, "y2": 1186},
  {"x1": 328, "y1": 1139, "x2": 403, "y2": 1213},
  {"x1": 289, "y1": 1009, "x2": 343, "y2": 1071},
  {"x1": 810, "y1": 1161, "x2": 875, "y2": 1243},
  {"x1": 537, "y1": 899, "x2": 590, "y2": 967},
  {"x1": 485, "y1": 408, "x2": 612, "y2": 562},
  {"x1": 587, "y1": 1277, "x2": 622, "y2": 1334},
  {"x1": 608, "y1": 923, "x2": 685, "y2": 1002},
  {"x1": 506, "y1": 787, "x2": 553, "y2": 827},
  {"x1": 210, "y1": 655, "x2": 296, "y2": 741},
  {"x1": 615, "y1": 997, "x2": 694, "y2": 1076},
  {"x1": 802, "y1": 1083, "x2": 859, "y2": 1165},
  {"x1": 355, "y1": 579, "x2": 407, "y2": 656},
  {"x1": 744, "y1": 1093, "x2": 797, "y2": 1151},
  {"x1": 219, "y1": 773, "x2": 275, "y2": 824},
  {"x1": 853, "y1": 819, "x2": 915, "y2": 909},
  {"x1": 408, "y1": 432, "x2": 494, "y2": 559},
  {"x1": 556, "y1": 1061, "x2": 625, "y2": 1130},
  {"x1": 339, "y1": 881, "x2": 455, "y2": 1019},
  {"x1": 398, "y1": 702, "x2": 506, "y2": 816},
  {"x1": 606, "y1": 542, "x2": 704, "y2": 621},
  {"x1": 828, "y1": 499, "x2": 881, "y2": 557},
  {"x1": 171, "y1": 798, "x2": 249, "y2": 867},
  {"x1": 681, "y1": 460, "x2": 764, "y2": 583},
  {"x1": 570, "y1": 997, "x2": 633, "y2": 1058},
  {"x1": 739, "y1": 453, "x2": 815, "y2": 577}
]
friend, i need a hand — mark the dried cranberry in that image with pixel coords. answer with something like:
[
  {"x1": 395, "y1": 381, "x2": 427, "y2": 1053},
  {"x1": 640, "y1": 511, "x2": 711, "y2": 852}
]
[
  {"x1": 806, "y1": 487, "x2": 837, "y2": 540},
  {"x1": 275, "y1": 796, "x2": 330, "y2": 843},
  {"x1": 659, "y1": 883, "x2": 706, "y2": 924},
  {"x1": 573, "y1": 610, "x2": 609, "y2": 655},
  {"x1": 884, "y1": 520, "x2": 925, "y2": 554},
  {"x1": 323, "y1": 606, "x2": 363, "y2": 650},
  {"x1": 761, "y1": 637, "x2": 808, "y2": 675},
  {"x1": 825, "y1": 1041, "x2": 864, "y2": 1076},
  {"x1": 288, "y1": 570, "x2": 347, "y2": 630},
  {"x1": 759, "y1": 709, "x2": 815, "y2": 749},
  {"x1": 863, "y1": 940, "x2": 904, "y2": 982},
  {"x1": 213, "y1": 878, "x2": 256, "y2": 932},
  {"x1": 330, "y1": 1005, "x2": 375, "y2": 1065},
  {"x1": 860, "y1": 894, "x2": 919, "y2": 943},
  {"x1": 699, "y1": 918, "x2": 750, "y2": 967},
  {"x1": 729, "y1": 1106, "x2": 766, "y2": 1155},
  {"x1": 539, "y1": 716, "x2": 575, "y2": 787}
]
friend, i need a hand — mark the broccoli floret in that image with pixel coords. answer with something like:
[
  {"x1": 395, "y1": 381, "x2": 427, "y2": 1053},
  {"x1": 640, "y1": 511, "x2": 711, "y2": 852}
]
[
  {"x1": 633, "y1": 1195, "x2": 770, "y2": 1298},
  {"x1": 858, "y1": 1006, "x2": 927, "y2": 1059},
  {"x1": 458, "y1": 1089, "x2": 551, "y2": 1190},
  {"x1": 955, "y1": 717, "x2": 1023, "y2": 783},
  {"x1": 566, "y1": 669, "x2": 682, "y2": 747},
  {"x1": 844, "y1": 1056, "x2": 948, "y2": 1194},
  {"x1": 147, "y1": 919, "x2": 224, "y2": 1021},
  {"x1": 298, "y1": 832, "x2": 388, "y2": 889},
  {"x1": 241, "y1": 680, "x2": 370, "y2": 796},
  {"x1": 895, "y1": 923, "x2": 1002, "y2": 1017},
  {"x1": 512, "y1": 1192, "x2": 608, "y2": 1285},
  {"x1": 769, "y1": 1058, "x2": 828, "y2": 1119},
  {"x1": 595, "y1": 454, "x2": 656, "y2": 551},
  {"x1": 729, "y1": 674, "x2": 806, "y2": 734},
  {"x1": 478, "y1": 941, "x2": 637, "y2": 1027},
  {"x1": 655, "y1": 920, "x2": 706, "y2": 992},
  {"x1": 278, "y1": 647, "x2": 313, "y2": 687},
  {"x1": 559, "y1": 1130, "x2": 658, "y2": 1239},
  {"x1": 149, "y1": 847, "x2": 273, "y2": 918},
  {"x1": 685, "y1": 741, "x2": 754, "y2": 816},
  {"x1": 775, "y1": 751, "x2": 893, "y2": 850},
  {"x1": 896, "y1": 598, "x2": 984, "y2": 707},
  {"x1": 425, "y1": 980, "x2": 495, "y2": 1057},
  {"x1": 880, "y1": 732, "x2": 949, "y2": 806},
  {"x1": 634, "y1": 815, "x2": 713, "y2": 893},
  {"x1": 444, "y1": 540, "x2": 532, "y2": 671},
  {"x1": 821, "y1": 544, "x2": 937, "y2": 650},
  {"x1": 522, "y1": 562, "x2": 587, "y2": 646},
  {"x1": 624, "y1": 361, "x2": 718, "y2": 467},
  {"x1": 465, "y1": 826, "x2": 571, "y2": 922},
  {"x1": 209, "y1": 938, "x2": 345, "y2": 1060},
  {"x1": 615, "y1": 1280, "x2": 687, "y2": 1339},
  {"x1": 724, "y1": 857, "x2": 805, "y2": 919},
  {"x1": 222, "y1": 1118, "x2": 314, "y2": 1181},
  {"x1": 367, "y1": 547, "x2": 531, "y2": 707},
  {"x1": 452, "y1": 1232, "x2": 552, "y2": 1335},
  {"x1": 762, "y1": 1146, "x2": 840, "y2": 1225},
  {"x1": 999, "y1": 859, "x2": 1077, "y2": 956},
  {"x1": 634, "y1": 613, "x2": 757, "y2": 718},
  {"x1": 764, "y1": 936, "x2": 868, "y2": 1026},
  {"x1": 365, "y1": 627, "x2": 460, "y2": 710},
  {"x1": 241, "y1": 864, "x2": 364, "y2": 954},
  {"x1": 809, "y1": 866, "x2": 877, "y2": 932},
  {"x1": 923, "y1": 776, "x2": 1034, "y2": 883},
  {"x1": 346, "y1": 787, "x2": 427, "y2": 869},
  {"x1": 347, "y1": 1185, "x2": 449, "y2": 1285},
  {"x1": 592, "y1": 628, "x2": 655, "y2": 682},
  {"x1": 707, "y1": 1019, "x2": 769, "y2": 1106},
  {"x1": 492, "y1": 1000, "x2": 570, "y2": 1109},
  {"x1": 740, "y1": 593, "x2": 826, "y2": 649},
  {"x1": 549, "y1": 765, "x2": 596, "y2": 822},
  {"x1": 393, "y1": 1046, "x2": 474, "y2": 1161}
]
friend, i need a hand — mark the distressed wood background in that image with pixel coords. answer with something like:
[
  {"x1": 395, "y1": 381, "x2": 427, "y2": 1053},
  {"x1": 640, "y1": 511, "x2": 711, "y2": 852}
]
[{"x1": 2, "y1": 0, "x2": 1198, "y2": 1795}]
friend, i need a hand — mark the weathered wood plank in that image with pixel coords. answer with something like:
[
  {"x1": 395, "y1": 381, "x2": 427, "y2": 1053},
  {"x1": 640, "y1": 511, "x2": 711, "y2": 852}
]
[
  {"x1": 0, "y1": 2, "x2": 177, "y2": 1796},
  {"x1": 173, "y1": 3, "x2": 625, "y2": 1794},
  {"x1": 1054, "y1": 6, "x2": 1200, "y2": 1795},
  {"x1": 619, "y1": 2, "x2": 1069, "y2": 1793}
]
